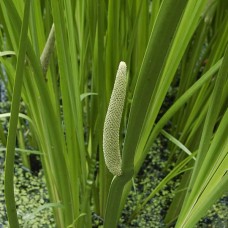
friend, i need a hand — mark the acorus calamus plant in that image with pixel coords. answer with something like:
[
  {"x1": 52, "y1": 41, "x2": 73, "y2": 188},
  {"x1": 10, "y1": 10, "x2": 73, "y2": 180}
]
[
  {"x1": 103, "y1": 61, "x2": 135, "y2": 228},
  {"x1": 1, "y1": 0, "x2": 227, "y2": 227}
]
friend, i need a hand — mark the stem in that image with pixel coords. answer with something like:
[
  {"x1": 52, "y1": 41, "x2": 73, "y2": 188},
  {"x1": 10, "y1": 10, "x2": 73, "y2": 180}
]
[{"x1": 104, "y1": 169, "x2": 133, "y2": 228}]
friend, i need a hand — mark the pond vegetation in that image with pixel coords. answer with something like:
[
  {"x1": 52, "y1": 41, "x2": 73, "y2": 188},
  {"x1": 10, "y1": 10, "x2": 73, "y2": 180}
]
[{"x1": 0, "y1": 0, "x2": 227, "y2": 227}]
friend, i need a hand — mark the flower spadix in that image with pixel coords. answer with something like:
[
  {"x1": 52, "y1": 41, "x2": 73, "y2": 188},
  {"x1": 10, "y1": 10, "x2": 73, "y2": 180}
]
[{"x1": 103, "y1": 61, "x2": 127, "y2": 176}]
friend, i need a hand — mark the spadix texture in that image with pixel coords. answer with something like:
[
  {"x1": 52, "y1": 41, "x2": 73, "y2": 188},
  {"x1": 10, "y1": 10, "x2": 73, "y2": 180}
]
[{"x1": 103, "y1": 62, "x2": 127, "y2": 176}]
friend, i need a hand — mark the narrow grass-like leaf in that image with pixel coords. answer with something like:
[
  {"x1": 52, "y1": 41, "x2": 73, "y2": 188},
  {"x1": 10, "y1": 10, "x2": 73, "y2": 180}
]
[
  {"x1": 176, "y1": 45, "x2": 228, "y2": 227},
  {"x1": 161, "y1": 130, "x2": 195, "y2": 160},
  {"x1": 4, "y1": 0, "x2": 30, "y2": 227},
  {"x1": 123, "y1": 0, "x2": 188, "y2": 177},
  {"x1": 0, "y1": 148, "x2": 42, "y2": 155},
  {"x1": 141, "y1": 59, "x2": 222, "y2": 166},
  {"x1": 80, "y1": 92, "x2": 98, "y2": 101},
  {"x1": 0, "y1": 51, "x2": 15, "y2": 56}
]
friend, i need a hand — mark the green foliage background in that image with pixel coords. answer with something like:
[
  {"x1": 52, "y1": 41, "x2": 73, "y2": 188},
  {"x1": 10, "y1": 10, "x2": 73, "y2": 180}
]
[{"x1": 0, "y1": 0, "x2": 227, "y2": 227}]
